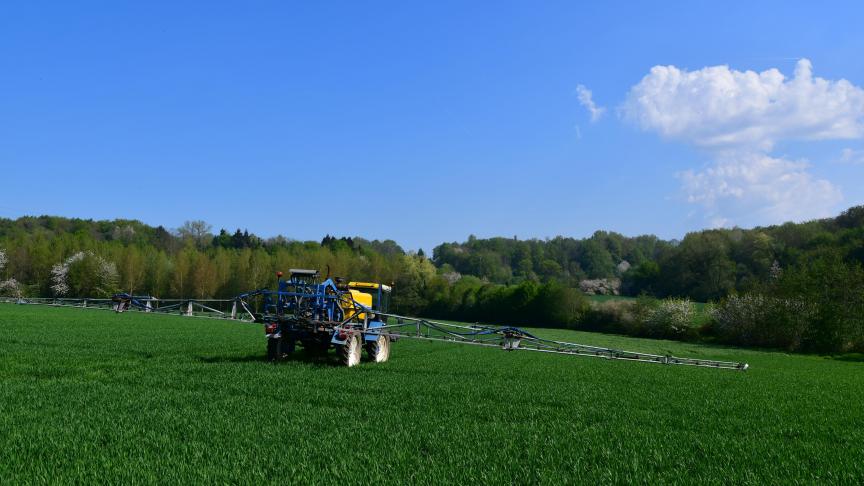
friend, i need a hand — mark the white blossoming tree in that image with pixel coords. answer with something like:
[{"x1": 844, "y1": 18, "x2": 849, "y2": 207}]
[
  {"x1": 0, "y1": 248, "x2": 22, "y2": 298},
  {"x1": 50, "y1": 251, "x2": 118, "y2": 297}
]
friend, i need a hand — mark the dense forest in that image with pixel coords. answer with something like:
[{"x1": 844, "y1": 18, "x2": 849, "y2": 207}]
[
  {"x1": 434, "y1": 206, "x2": 864, "y2": 302},
  {"x1": 0, "y1": 218, "x2": 427, "y2": 310},
  {"x1": 2, "y1": 206, "x2": 863, "y2": 353}
]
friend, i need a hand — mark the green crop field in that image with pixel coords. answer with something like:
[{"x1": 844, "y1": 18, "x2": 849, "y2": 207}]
[
  {"x1": 587, "y1": 294, "x2": 709, "y2": 312},
  {"x1": 586, "y1": 294, "x2": 637, "y2": 303},
  {"x1": 1, "y1": 305, "x2": 862, "y2": 484}
]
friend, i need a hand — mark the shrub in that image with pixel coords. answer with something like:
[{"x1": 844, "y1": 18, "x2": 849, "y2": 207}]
[
  {"x1": 771, "y1": 255, "x2": 864, "y2": 353},
  {"x1": 579, "y1": 299, "x2": 637, "y2": 333},
  {"x1": 579, "y1": 296, "x2": 699, "y2": 340},
  {"x1": 0, "y1": 278, "x2": 22, "y2": 298},
  {"x1": 640, "y1": 298, "x2": 697, "y2": 339},
  {"x1": 533, "y1": 282, "x2": 590, "y2": 328},
  {"x1": 710, "y1": 294, "x2": 813, "y2": 351}
]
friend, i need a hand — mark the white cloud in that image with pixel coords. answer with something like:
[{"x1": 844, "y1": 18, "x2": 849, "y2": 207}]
[
  {"x1": 623, "y1": 59, "x2": 863, "y2": 226},
  {"x1": 624, "y1": 59, "x2": 864, "y2": 149},
  {"x1": 840, "y1": 147, "x2": 864, "y2": 165},
  {"x1": 679, "y1": 151, "x2": 842, "y2": 227},
  {"x1": 576, "y1": 84, "x2": 605, "y2": 122}
]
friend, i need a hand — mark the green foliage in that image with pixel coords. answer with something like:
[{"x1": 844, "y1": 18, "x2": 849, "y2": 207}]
[
  {"x1": 579, "y1": 298, "x2": 637, "y2": 333},
  {"x1": 212, "y1": 229, "x2": 261, "y2": 249},
  {"x1": 434, "y1": 205, "x2": 864, "y2": 306},
  {"x1": 392, "y1": 254, "x2": 436, "y2": 316},
  {"x1": 433, "y1": 232, "x2": 668, "y2": 286},
  {"x1": 622, "y1": 261, "x2": 659, "y2": 295},
  {"x1": 579, "y1": 238, "x2": 616, "y2": 278},
  {"x1": 422, "y1": 279, "x2": 589, "y2": 329},
  {"x1": 0, "y1": 217, "x2": 411, "y2": 300},
  {"x1": 711, "y1": 294, "x2": 812, "y2": 351},
  {"x1": 639, "y1": 298, "x2": 697, "y2": 340},
  {"x1": 772, "y1": 254, "x2": 864, "y2": 353},
  {"x1": 533, "y1": 281, "x2": 589, "y2": 327},
  {"x1": 711, "y1": 254, "x2": 864, "y2": 353},
  {"x1": 47, "y1": 251, "x2": 119, "y2": 298},
  {"x1": 65, "y1": 253, "x2": 118, "y2": 298},
  {"x1": 657, "y1": 231, "x2": 737, "y2": 301},
  {"x1": 581, "y1": 296, "x2": 699, "y2": 340}
]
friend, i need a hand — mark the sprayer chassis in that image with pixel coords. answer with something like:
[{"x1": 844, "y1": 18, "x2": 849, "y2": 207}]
[{"x1": 262, "y1": 313, "x2": 389, "y2": 363}]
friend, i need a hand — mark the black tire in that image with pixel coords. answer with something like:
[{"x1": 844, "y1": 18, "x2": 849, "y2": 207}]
[
  {"x1": 267, "y1": 337, "x2": 281, "y2": 362},
  {"x1": 268, "y1": 336, "x2": 296, "y2": 361},
  {"x1": 337, "y1": 334, "x2": 362, "y2": 367},
  {"x1": 364, "y1": 334, "x2": 391, "y2": 363}
]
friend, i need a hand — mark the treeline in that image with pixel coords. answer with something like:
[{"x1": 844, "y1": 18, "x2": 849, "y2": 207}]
[
  {"x1": 433, "y1": 206, "x2": 864, "y2": 302},
  {"x1": 0, "y1": 218, "x2": 434, "y2": 317},
  {"x1": 433, "y1": 232, "x2": 668, "y2": 286}
]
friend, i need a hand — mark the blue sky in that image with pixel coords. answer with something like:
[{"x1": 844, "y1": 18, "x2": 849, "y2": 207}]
[{"x1": 2, "y1": 1, "x2": 863, "y2": 252}]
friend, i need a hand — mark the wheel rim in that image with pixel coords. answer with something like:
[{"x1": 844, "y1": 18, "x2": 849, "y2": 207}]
[
  {"x1": 375, "y1": 335, "x2": 390, "y2": 363},
  {"x1": 347, "y1": 335, "x2": 361, "y2": 367}
]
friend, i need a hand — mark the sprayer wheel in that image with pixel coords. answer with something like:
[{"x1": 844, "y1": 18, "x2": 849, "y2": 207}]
[
  {"x1": 365, "y1": 334, "x2": 391, "y2": 363},
  {"x1": 267, "y1": 337, "x2": 282, "y2": 362},
  {"x1": 338, "y1": 333, "x2": 362, "y2": 367}
]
